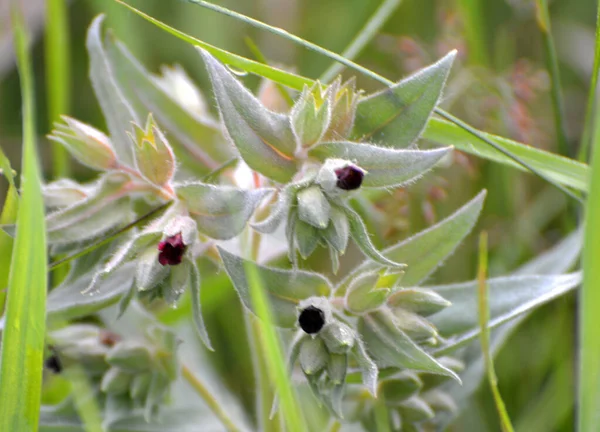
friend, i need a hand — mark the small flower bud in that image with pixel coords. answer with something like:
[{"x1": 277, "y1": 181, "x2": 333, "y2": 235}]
[
  {"x1": 298, "y1": 306, "x2": 325, "y2": 334},
  {"x1": 335, "y1": 165, "x2": 364, "y2": 190},
  {"x1": 299, "y1": 337, "x2": 328, "y2": 375},
  {"x1": 320, "y1": 321, "x2": 355, "y2": 354},
  {"x1": 158, "y1": 233, "x2": 187, "y2": 266}
]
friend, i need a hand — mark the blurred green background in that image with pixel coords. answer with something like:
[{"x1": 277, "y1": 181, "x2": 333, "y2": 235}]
[{"x1": 1, "y1": 0, "x2": 593, "y2": 430}]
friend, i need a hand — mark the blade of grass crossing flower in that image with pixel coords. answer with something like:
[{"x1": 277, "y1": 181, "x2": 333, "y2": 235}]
[
  {"x1": 534, "y1": 0, "x2": 570, "y2": 158},
  {"x1": 477, "y1": 232, "x2": 514, "y2": 432},
  {"x1": 0, "y1": 6, "x2": 48, "y2": 431},
  {"x1": 244, "y1": 261, "x2": 307, "y2": 432},
  {"x1": 0, "y1": 147, "x2": 19, "y2": 313},
  {"x1": 578, "y1": 44, "x2": 600, "y2": 430},
  {"x1": 579, "y1": 2, "x2": 600, "y2": 162},
  {"x1": 45, "y1": 0, "x2": 71, "y2": 177},
  {"x1": 319, "y1": 0, "x2": 402, "y2": 83},
  {"x1": 171, "y1": 0, "x2": 585, "y2": 202}
]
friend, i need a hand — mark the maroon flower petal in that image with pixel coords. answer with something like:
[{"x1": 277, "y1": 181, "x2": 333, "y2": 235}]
[
  {"x1": 158, "y1": 232, "x2": 187, "y2": 266},
  {"x1": 335, "y1": 165, "x2": 364, "y2": 190}
]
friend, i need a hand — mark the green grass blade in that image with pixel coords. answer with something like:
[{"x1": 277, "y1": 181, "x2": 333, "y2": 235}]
[
  {"x1": 534, "y1": 0, "x2": 570, "y2": 158},
  {"x1": 578, "y1": 35, "x2": 600, "y2": 431},
  {"x1": 0, "y1": 5, "x2": 49, "y2": 431},
  {"x1": 0, "y1": 147, "x2": 19, "y2": 313},
  {"x1": 319, "y1": 0, "x2": 402, "y2": 83},
  {"x1": 244, "y1": 262, "x2": 306, "y2": 432},
  {"x1": 578, "y1": 2, "x2": 600, "y2": 163},
  {"x1": 45, "y1": 0, "x2": 71, "y2": 177},
  {"x1": 457, "y1": 0, "x2": 490, "y2": 66},
  {"x1": 477, "y1": 232, "x2": 515, "y2": 432}
]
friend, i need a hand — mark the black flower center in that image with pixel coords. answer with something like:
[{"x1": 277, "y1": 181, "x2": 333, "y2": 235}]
[
  {"x1": 158, "y1": 233, "x2": 187, "y2": 266},
  {"x1": 44, "y1": 354, "x2": 63, "y2": 374},
  {"x1": 335, "y1": 165, "x2": 364, "y2": 190},
  {"x1": 298, "y1": 306, "x2": 326, "y2": 334}
]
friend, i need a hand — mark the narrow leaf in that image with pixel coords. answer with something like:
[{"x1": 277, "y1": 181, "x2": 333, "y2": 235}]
[
  {"x1": 309, "y1": 143, "x2": 450, "y2": 188},
  {"x1": 176, "y1": 182, "x2": 272, "y2": 240},
  {"x1": 358, "y1": 310, "x2": 459, "y2": 380},
  {"x1": 189, "y1": 260, "x2": 213, "y2": 350},
  {"x1": 218, "y1": 247, "x2": 331, "y2": 327},
  {"x1": 352, "y1": 51, "x2": 456, "y2": 147},
  {"x1": 200, "y1": 49, "x2": 297, "y2": 183},
  {"x1": 87, "y1": 15, "x2": 139, "y2": 166},
  {"x1": 0, "y1": 9, "x2": 48, "y2": 430}
]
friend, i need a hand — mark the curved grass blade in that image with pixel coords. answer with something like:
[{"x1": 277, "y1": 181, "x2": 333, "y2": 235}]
[
  {"x1": 0, "y1": 148, "x2": 19, "y2": 313},
  {"x1": 0, "y1": 7, "x2": 48, "y2": 430}
]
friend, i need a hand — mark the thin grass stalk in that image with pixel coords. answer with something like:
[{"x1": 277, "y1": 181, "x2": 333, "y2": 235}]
[
  {"x1": 319, "y1": 0, "x2": 402, "y2": 83},
  {"x1": 578, "y1": 1, "x2": 600, "y2": 163},
  {"x1": 45, "y1": 0, "x2": 71, "y2": 177},
  {"x1": 456, "y1": 0, "x2": 490, "y2": 66},
  {"x1": 478, "y1": 232, "x2": 515, "y2": 432},
  {"x1": 534, "y1": 0, "x2": 570, "y2": 158}
]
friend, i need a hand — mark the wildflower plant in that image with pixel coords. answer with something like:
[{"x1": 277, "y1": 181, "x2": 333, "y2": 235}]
[{"x1": 1, "y1": 10, "x2": 584, "y2": 432}]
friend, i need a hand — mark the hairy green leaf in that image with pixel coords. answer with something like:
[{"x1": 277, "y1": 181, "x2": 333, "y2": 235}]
[
  {"x1": 309, "y1": 143, "x2": 450, "y2": 188},
  {"x1": 218, "y1": 247, "x2": 331, "y2": 327}
]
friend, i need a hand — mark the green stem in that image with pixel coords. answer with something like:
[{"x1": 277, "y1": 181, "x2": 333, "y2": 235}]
[
  {"x1": 181, "y1": 365, "x2": 242, "y2": 432},
  {"x1": 319, "y1": 0, "x2": 402, "y2": 83},
  {"x1": 478, "y1": 232, "x2": 515, "y2": 432},
  {"x1": 457, "y1": 0, "x2": 490, "y2": 66},
  {"x1": 578, "y1": 1, "x2": 600, "y2": 163},
  {"x1": 178, "y1": 0, "x2": 583, "y2": 204},
  {"x1": 534, "y1": 0, "x2": 570, "y2": 158},
  {"x1": 45, "y1": 0, "x2": 71, "y2": 178}
]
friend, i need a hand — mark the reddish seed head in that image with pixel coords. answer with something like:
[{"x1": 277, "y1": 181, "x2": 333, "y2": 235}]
[
  {"x1": 158, "y1": 233, "x2": 187, "y2": 266},
  {"x1": 335, "y1": 165, "x2": 364, "y2": 190}
]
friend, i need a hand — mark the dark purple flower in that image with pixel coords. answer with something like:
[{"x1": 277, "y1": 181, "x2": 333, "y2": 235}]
[
  {"x1": 158, "y1": 233, "x2": 187, "y2": 266},
  {"x1": 298, "y1": 306, "x2": 326, "y2": 334},
  {"x1": 335, "y1": 165, "x2": 364, "y2": 190}
]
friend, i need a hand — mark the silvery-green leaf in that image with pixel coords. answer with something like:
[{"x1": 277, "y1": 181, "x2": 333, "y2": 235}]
[
  {"x1": 344, "y1": 206, "x2": 406, "y2": 269},
  {"x1": 429, "y1": 272, "x2": 582, "y2": 354},
  {"x1": 392, "y1": 310, "x2": 438, "y2": 342},
  {"x1": 291, "y1": 85, "x2": 332, "y2": 148},
  {"x1": 286, "y1": 209, "x2": 298, "y2": 266},
  {"x1": 200, "y1": 49, "x2": 297, "y2": 183},
  {"x1": 329, "y1": 246, "x2": 340, "y2": 275},
  {"x1": 218, "y1": 247, "x2": 332, "y2": 327},
  {"x1": 352, "y1": 51, "x2": 456, "y2": 148},
  {"x1": 101, "y1": 367, "x2": 133, "y2": 395},
  {"x1": 107, "y1": 39, "x2": 231, "y2": 176},
  {"x1": 322, "y1": 205, "x2": 349, "y2": 254},
  {"x1": 295, "y1": 218, "x2": 320, "y2": 259},
  {"x1": 299, "y1": 337, "x2": 328, "y2": 375},
  {"x1": 297, "y1": 186, "x2": 331, "y2": 229},
  {"x1": 45, "y1": 172, "x2": 132, "y2": 244},
  {"x1": 144, "y1": 372, "x2": 169, "y2": 421},
  {"x1": 252, "y1": 175, "x2": 315, "y2": 234},
  {"x1": 176, "y1": 182, "x2": 272, "y2": 240},
  {"x1": 378, "y1": 371, "x2": 422, "y2": 404},
  {"x1": 101, "y1": 231, "x2": 162, "y2": 276},
  {"x1": 309, "y1": 143, "x2": 451, "y2": 188},
  {"x1": 345, "y1": 271, "x2": 391, "y2": 314},
  {"x1": 387, "y1": 288, "x2": 451, "y2": 316},
  {"x1": 320, "y1": 321, "x2": 355, "y2": 354},
  {"x1": 358, "y1": 309, "x2": 459, "y2": 380},
  {"x1": 190, "y1": 260, "x2": 213, "y2": 351},
  {"x1": 397, "y1": 396, "x2": 435, "y2": 422},
  {"x1": 117, "y1": 282, "x2": 136, "y2": 319},
  {"x1": 337, "y1": 190, "x2": 486, "y2": 295},
  {"x1": 136, "y1": 248, "x2": 169, "y2": 292},
  {"x1": 106, "y1": 342, "x2": 153, "y2": 372},
  {"x1": 43, "y1": 178, "x2": 89, "y2": 208},
  {"x1": 47, "y1": 263, "x2": 135, "y2": 321},
  {"x1": 87, "y1": 15, "x2": 139, "y2": 166},
  {"x1": 352, "y1": 338, "x2": 378, "y2": 396}
]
